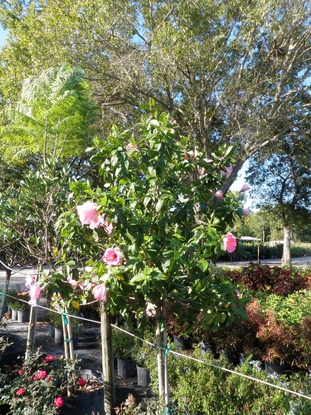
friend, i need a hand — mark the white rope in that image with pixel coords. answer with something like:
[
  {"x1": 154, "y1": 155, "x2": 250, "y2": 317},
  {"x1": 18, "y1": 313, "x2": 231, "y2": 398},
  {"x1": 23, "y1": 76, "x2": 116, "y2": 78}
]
[
  {"x1": 3, "y1": 293, "x2": 311, "y2": 402},
  {"x1": 0, "y1": 260, "x2": 41, "y2": 276}
]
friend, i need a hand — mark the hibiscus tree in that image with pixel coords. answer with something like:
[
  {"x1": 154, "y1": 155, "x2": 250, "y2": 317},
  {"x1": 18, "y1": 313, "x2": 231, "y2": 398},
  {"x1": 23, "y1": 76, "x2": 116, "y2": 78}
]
[{"x1": 49, "y1": 102, "x2": 249, "y2": 412}]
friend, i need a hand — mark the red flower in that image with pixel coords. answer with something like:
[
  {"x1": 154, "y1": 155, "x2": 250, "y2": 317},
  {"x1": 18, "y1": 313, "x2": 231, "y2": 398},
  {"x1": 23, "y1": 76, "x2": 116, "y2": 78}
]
[
  {"x1": 78, "y1": 377, "x2": 85, "y2": 387},
  {"x1": 34, "y1": 370, "x2": 46, "y2": 380},
  {"x1": 18, "y1": 369, "x2": 24, "y2": 375},
  {"x1": 16, "y1": 387, "x2": 24, "y2": 396},
  {"x1": 54, "y1": 397, "x2": 64, "y2": 408},
  {"x1": 46, "y1": 355, "x2": 54, "y2": 362}
]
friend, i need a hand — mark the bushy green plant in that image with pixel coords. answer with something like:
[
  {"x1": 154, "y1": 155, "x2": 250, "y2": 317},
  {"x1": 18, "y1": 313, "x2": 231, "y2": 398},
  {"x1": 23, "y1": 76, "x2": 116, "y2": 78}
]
[
  {"x1": 169, "y1": 347, "x2": 311, "y2": 414},
  {"x1": 45, "y1": 310, "x2": 63, "y2": 329},
  {"x1": 131, "y1": 328, "x2": 156, "y2": 368},
  {"x1": 112, "y1": 326, "x2": 136, "y2": 360},
  {"x1": 259, "y1": 290, "x2": 311, "y2": 327},
  {"x1": 114, "y1": 394, "x2": 168, "y2": 414},
  {"x1": 6, "y1": 288, "x2": 30, "y2": 311}
]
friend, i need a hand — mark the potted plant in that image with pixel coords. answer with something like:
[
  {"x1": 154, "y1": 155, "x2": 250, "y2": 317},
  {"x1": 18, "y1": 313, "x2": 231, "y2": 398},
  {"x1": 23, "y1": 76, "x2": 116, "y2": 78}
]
[
  {"x1": 166, "y1": 314, "x2": 191, "y2": 350},
  {"x1": 45, "y1": 311, "x2": 64, "y2": 344},
  {"x1": 112, "y1": 325, "x2": 136, "y2": 378},
  {"x1": 5, "y1": 289, "x2": 20, "y2": 320},
  {"x1": 11, "y1": 290, "x2": 30, "y2": 323},
  {"x1": 131, "y1": 329, "x2": 155, "y2": 387}
]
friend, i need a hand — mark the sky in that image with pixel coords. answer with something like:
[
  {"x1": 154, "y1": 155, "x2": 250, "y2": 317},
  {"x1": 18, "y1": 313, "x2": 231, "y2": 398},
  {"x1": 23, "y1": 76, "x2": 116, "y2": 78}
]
[{"x1": 0, "y1": 27, "x2": 7, "y2": 47}]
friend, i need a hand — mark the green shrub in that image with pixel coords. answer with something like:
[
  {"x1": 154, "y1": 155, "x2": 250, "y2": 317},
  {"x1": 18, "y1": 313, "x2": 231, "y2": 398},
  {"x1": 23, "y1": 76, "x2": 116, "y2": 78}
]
[{"x1": 167, "y1": 347, "x2": 311, "y2": 414}]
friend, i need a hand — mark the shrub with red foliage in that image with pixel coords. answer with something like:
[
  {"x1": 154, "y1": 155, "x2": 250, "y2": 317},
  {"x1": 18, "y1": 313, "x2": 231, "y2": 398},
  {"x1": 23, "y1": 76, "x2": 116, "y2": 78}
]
[{"x1": 224, "y1": 263, "x2": 311, "y2": 295}]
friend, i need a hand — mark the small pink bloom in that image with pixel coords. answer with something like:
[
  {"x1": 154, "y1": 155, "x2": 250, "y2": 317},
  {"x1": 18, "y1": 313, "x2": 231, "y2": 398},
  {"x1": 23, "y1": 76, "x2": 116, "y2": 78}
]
[
  {"x1": 16, "y1": 387, "x2": 24, "y2": 396},
  {"x1": 76, "y1": 201, "x2": 106, "y2": 230},
  {"x1": 172, "y1": 120, "x2": 179, "y2": 125},
  {"x1": 184, "y1": 397, "x2": 187, "y2": 402},
  {"x1": 46, "y1": 355, "x2": 54, "y2": 362},
  {"x1": 241, "y1": 184, "x2": 251, "y2": 192},
  {"x1": 126, "y1": 143, "x2": 140, "y2": 154},
  {"x1": 28, "y1": 284, "x2": 41, "y2": 307},
  {"x1": 203, "y1": 158, "x2": 213, "y2": 163},
  {"x1": 183, "y1": 151, "x2": 194, "y2": 160},
  {"x1": 54, "y1": 397, "x2": 64, "y2": 408},
  {"x1": 224, "y1": 163, "x2": 233, "y2": 178},
  {"x1": 223, "y1": 232, "x2": 237, "y2": 253},
  {"x1": 235, "y1": 289, "x2": 241, "y2": 299},
  {"x1": 220, "y1": 170, "x2": 226, "y2": 176},
  {"x1": 215, "y1": 190, "x2": 223, "y2": 199},
  {"x1": 146, "y1": 302, "x2": 156, "y2": 317},
  {"x1": 92, "y1": 284, "x2": 107, "y2": 302},
  {"x1": 70, "y1": 279, "x2": 79, "y2": 288},
  {"x1": 243, "y1": 209, "x2": 251, "y2": 217},
  {"x1": 78, "y1": 377, "x2": 85, "y2": 387},
  {"x1": 25, "y1": 275, "x2": 34, "y2": 289},
  {"x1": 47, "y1": 376, "x2": 52, "y2": 382},
  {"x1": 170, "y1": 128, "x2": 175, "y2": 134},
  {"x1": 198, "y1": 167, "x2": 205, "y2": 175},
  {"x1": 103, "y1": 218, "x2": 113, "y2": 235},
  {"x1": 103, "y1": 248, "x2": 123, "y2": 266},
  {"x1": 18, "y1": 369, "x2": 24, "y2": 375}
]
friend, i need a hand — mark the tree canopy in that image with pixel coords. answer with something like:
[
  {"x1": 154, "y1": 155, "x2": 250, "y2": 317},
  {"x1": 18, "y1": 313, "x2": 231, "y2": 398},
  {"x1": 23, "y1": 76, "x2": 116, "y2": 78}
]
[{"x1": 0, "y1": 0, "x2": 310, "y2": 184}]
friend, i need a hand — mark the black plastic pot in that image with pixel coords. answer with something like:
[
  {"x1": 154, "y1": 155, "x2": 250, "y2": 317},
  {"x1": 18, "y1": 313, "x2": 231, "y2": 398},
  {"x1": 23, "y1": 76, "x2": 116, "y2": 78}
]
[
  {"x1": 173, "y1": 335, "x2": 190, "y2": 350},
  {"x1": 136, "y1": 365, "x2": 150, "y2": 387},
  {"x1": 117, "y1": 358, "x2": 136, "y2": 378},
  {"x1": 58, "y1": 387, "x2": 104, "y2": 415},
  {"x1": 265, "y1": 361, "x2": 285, "y2": 375}
]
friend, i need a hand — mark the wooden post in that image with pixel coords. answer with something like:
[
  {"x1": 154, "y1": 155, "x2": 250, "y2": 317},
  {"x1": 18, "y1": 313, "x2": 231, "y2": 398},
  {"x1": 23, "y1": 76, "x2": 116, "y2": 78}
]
[
  {"x1": 62, "y1": 311, "x2": 72, "y2": 397},
  {"x1": 257, "y1": 244, "x2": 260, "y2": 265},
  {"x1": 100, "y1": 302, "x2": 116, "y2": 415},
  {"x1": 156, "y1": 305, "x2": 165, "y2": 398},
  {"x1": 67, "y1": 316, "x2": 76, "y2": 394},
  {"x1": 0, "y1": 269, "x2": 11, "y2": 317},
  {"x1": 163, "y1": 320, "x2": 170, "y2": 405},
  {"x1": 25, "y1": 271, "x2": 39, "y2": 360}
]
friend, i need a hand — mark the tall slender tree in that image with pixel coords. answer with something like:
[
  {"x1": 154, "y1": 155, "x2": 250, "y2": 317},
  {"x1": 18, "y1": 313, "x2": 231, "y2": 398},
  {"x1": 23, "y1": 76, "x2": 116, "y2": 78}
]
[{"x1": 246, "y1": 136, "x2": 311, "y2": 265}]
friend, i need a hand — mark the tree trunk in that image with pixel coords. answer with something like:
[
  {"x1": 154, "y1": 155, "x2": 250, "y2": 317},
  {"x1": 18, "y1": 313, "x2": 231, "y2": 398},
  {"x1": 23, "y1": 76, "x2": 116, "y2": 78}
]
[
  {"x1": 282, "y1": 225, "x2": 291, "y2": 266},
  {"x1": 156, "y1": 305, "x2": 165, "y2": 398},
  {"x1": 25, "y1": 272, "x2": 39, "y2": 360},
  {"x1": 100, "y1": 303, "x2": 116, "y2": 415},
  {"x1": 0, "y1": 269, "x2": 11, "y2": 317}
]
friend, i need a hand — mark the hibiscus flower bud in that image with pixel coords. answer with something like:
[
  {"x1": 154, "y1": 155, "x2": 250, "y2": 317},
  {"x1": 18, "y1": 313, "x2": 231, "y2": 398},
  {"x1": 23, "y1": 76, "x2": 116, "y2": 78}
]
[
  {"x1": 243, "y1": 209, "x2": 251, "y2": 217},
  {"x1": 215, "y1": 190, "x2": 223, "y2": 199},
  {"x1": 241, "y1": 184, "x2": 251, "y2": 192}
]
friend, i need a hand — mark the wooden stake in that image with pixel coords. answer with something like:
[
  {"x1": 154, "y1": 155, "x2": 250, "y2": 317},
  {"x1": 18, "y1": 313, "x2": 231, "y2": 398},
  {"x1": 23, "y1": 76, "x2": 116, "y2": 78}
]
[
  {"x1": 100, "y1": 302, "x2": 116, "y2": 415},
  {"x1": 156, "y1": 305, "x2": 165, "y2": 397},
  {"x1": 0, "y1": 269, "x2": 11, "y2": 317}
]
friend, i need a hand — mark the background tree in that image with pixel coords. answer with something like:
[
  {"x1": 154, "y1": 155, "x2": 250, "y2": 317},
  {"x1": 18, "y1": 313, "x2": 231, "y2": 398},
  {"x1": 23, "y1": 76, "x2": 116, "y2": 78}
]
[
  {"x1": 0, "y1": 65, "x2": 100, "y2": 164},
  {"x1": 246, "y1": 136, "x2": 311, "y2": 265},
  {"x1": 0, "y1": 0, "x2": 310, "y2": 186}
]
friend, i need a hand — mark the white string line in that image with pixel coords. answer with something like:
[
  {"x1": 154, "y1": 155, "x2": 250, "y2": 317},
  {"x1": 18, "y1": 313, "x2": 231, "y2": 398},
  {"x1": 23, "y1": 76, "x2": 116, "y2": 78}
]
[
  {"x1": 3, "y1": 294, "x2": 311, "y2": 402},
  {"x1": 0, "y1": 260, "x2": 41, "y2": 276}
]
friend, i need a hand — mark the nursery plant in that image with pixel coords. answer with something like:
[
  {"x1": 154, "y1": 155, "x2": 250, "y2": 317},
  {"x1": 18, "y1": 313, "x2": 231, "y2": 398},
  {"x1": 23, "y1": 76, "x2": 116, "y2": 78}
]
[
  {"x1": 42, "y1": 102, "x2": 250, "y2": 410},
  {"x1": 0, "y1": 348, "x2": 65, "y2": 415}
]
